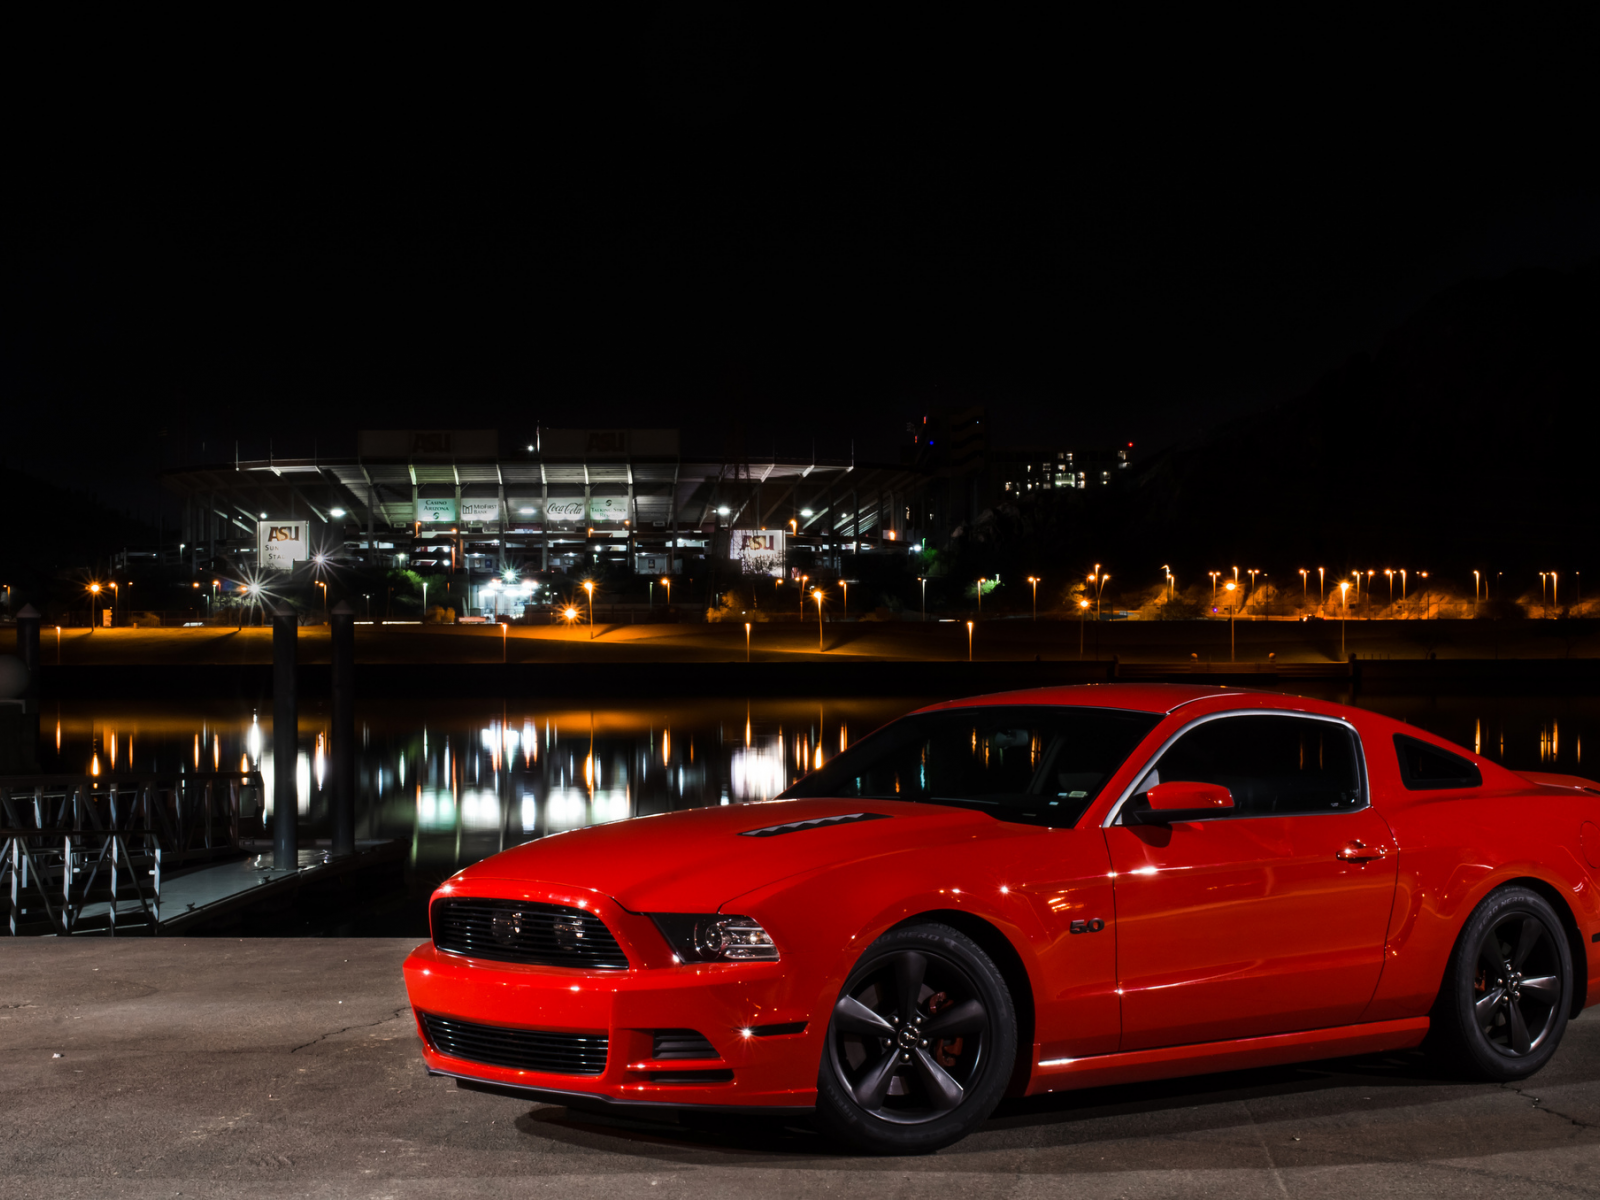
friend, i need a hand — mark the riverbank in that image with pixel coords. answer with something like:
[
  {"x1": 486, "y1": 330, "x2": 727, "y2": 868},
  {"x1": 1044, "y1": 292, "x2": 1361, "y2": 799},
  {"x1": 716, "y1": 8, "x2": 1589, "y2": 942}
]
[
  {"x1": 5, "y1": 617, "x2": 1597, "y2": 666},
  {"x1": 5, "y1": 620, "x2": 1597, "y2": 697}
]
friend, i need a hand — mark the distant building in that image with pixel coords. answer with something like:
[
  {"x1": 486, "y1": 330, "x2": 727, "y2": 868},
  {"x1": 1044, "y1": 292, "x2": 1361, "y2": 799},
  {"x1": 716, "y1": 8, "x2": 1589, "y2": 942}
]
[{"x1": 158, "y1": 429, "x2": 927, "y2": 614}]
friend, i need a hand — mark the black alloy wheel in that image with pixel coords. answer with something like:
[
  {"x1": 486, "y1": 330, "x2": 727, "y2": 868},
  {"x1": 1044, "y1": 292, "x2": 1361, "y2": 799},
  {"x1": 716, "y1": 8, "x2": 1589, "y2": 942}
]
[
  {"x1": 816, "y1": 923, "x2": 1016, "y2": 1154},
  {"x1": 1433, "y1": 886, "x2": 1573, "y2": 1081}
]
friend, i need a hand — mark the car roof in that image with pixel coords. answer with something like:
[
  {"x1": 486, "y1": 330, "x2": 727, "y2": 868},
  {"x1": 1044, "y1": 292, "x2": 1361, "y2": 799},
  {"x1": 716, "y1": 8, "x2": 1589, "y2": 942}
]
[{"x1": 916, "y1": 682, "x2": 1268, "y2": 717}]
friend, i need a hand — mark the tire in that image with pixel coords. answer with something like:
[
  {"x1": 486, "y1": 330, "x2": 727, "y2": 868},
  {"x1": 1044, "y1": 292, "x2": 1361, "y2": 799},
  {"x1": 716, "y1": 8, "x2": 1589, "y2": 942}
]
[
  {"x1": 1431, "y1": 886, "x2": 1573, "y2": 1081},
  {"x1": 815, "y1": 922, "x2": 1016, "y2": 1154}
]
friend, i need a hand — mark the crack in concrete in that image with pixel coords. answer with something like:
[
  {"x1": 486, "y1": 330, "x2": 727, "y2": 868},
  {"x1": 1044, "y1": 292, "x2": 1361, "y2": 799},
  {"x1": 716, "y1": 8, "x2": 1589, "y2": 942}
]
[
  {"x1": 1501, "y1": 1080, "x2": 1599, "y2": 1131},
  {"x1": 289, "y1": 1007, "x2": 410, "y2": 1055}
]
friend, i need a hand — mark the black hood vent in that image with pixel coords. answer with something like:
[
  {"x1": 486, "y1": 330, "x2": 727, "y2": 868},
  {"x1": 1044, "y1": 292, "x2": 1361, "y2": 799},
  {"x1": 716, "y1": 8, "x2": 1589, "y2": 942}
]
[{"x1": 739, "y1": 811, "x2": 891, "y2": 838}]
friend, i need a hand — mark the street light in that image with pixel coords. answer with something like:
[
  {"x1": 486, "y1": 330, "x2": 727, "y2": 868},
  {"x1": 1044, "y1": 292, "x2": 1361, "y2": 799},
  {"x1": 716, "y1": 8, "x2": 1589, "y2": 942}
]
[
  {"x1": 88, "y1": 582, "x2": 101, "y2": 629},
  {"x1": 1090, "y1": 572, "x2": 1110, "y2": 621},
  {"x1": 1208, "y1": 571, "x2": 1220, "y2": 609},
  {"x1": 1078, "y1": 599, "x2": 1090, "y2": 658},
  {"x1": 813, "y1": 588, "x2": 825, "y2": 651},
  {"x1": 841, "y1": 580, "x2": 849, "y2": 615},
  {"x1": 798, "y1": 574, "x2": 808, "y2": 618},
  {"x1": 583, "y1": 580, "x2": 595, "y2": 639},
  {"x1": 1318, "y1": 567, "x2": 1325, "y2": 607},
  {"x1": 745, "y1": 622, "x2": 752, "y2": 662},
  {"x1": 661, "y1": 577, "x2": 671, "y2": 608},
  {"x1": 977, "y1": 578, "x2": 987, "y2": 619},
  {"x1": 918, "y1": 576, "x2": 927, "y2": 622},
  {"x1": 1027, "y1": 576, "x2": 1039, "y2": 620},
  {"x1": 966, "y1": 619, "x2": 974, "y2": 662},
  {"x1": 1224, "y1": 581, "x2": 1238, "y2": 661},
  {"x1": 1299, "y1": 568, "x2": 1308, "y2": 604},
  {"x1": 1339, "y1": 580, "x2": 1350, "y2": 657}
]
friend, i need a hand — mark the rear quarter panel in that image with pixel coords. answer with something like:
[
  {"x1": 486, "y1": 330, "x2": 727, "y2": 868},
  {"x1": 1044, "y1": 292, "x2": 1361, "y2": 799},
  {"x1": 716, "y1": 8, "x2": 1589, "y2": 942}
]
[{"x1": 1354, "y1": 711, "x2": 1600, "y2": 1019}]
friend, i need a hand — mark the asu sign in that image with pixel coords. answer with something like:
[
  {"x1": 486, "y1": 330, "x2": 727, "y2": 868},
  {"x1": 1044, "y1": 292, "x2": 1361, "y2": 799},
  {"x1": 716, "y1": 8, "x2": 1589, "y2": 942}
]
[
  {"x1": 257, "y1": 520, "x2": 310, "y2": 571},
  {"x1": 733, "y1": 530, "x2": 785, "y2": 577}
]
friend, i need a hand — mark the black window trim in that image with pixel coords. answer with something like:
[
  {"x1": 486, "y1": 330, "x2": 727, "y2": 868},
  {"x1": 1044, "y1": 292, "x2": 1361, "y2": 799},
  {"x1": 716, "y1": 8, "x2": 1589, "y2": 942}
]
[
  {"x1": 1102, "y1": 709, "x2": 1371, "y2": 827},
  {"x1": 1392, "y1": 732, "x2": 1483, "y2": 791}
]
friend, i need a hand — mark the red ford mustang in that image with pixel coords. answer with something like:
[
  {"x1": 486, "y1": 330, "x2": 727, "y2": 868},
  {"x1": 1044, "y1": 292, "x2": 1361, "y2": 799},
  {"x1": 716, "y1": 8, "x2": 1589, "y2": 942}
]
[{"x1": 402, "y1": 684, "x2": 1600, "y2": 1152}]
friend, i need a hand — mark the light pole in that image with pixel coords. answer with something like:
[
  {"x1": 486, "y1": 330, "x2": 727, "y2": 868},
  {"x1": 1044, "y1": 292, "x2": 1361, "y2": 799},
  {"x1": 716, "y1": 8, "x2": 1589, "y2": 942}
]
[
  {"x1": 813, "y1": 588, "x2": 825, "y2": 651},
  {"x1": 918, "y1": 576, "x2": 927, "y2": 622},
  {"x1": 1299, "y1": 568, "x2": 1308, "y2": 603},
  {"x1": 966, "y1": 620, "x2": 974, "y2": 662},
  {"x1": 1318, "y1": 567, "x2": 1325, "y2": 607},
  {"x1": 1385, "y1": 569, "x2": 1394, "y2": 607},
  {"x1": 1078, "y1": 599, "x2": 1090, "y2": 657},
  {"x1": 799, "y1": 575, "x2": 808, "y2": 619},
  {"x1": 1552, "y1": 571, "x2": 1559, "y2": 614},
  {"x1": 662, "y1": 577, "x2": 671, "y2": 609},
  {"x1": 1473, "y1": 569, "x2": 1481, "y2": 613},
  {"x1": 745, "y1": 621, "x2": 752, "y2": 662},
  {"x1": 1162, "y1": 565, "x2": 1171, "y2": 604},
  {"x1": 1339, "y1": 581, "x2": 1350, "y2": 657},
  {"x1": 1208, "y1": 571, "x2": 1220, "y2": 610},
  {"x1": 1225, "y1": 580, "x2": 1237, "y2": 661},
  {"x1": 977, "y1": 578, "x2": 987, "y2": 619},
  {"x1": 1091, "y1": 572, "x2": 1110, "y2": 621},
  {"x1": 1246, "y1": 569, "x2": 1258, "y2": 619},
  {"x1": 841, "y1": 580, "x2": 848, "y2": 616},
  {"x1": 1028, "y1": 576, "x2": 1039, "y2": 620},
  {"x1": 583, "y1": 580, "x2": 595, "y2": 638},
  {"x1": 88, "y1": 583, "x2": 101, "y2": 628},
  {"x1": 1399, "y1": 569, "x2": 1407, "y2": 608}
]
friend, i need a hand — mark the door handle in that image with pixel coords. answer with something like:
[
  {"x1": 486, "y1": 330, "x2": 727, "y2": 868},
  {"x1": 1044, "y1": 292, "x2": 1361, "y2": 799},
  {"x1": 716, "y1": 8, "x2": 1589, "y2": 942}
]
[{"x1": 1337, "y1": 840, "x2": 1387, "y2": 863}]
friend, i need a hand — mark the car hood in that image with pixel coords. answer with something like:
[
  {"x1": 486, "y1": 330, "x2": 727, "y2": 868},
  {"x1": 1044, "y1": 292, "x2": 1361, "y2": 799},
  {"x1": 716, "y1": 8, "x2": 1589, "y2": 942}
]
[{"x1": 451, "y1": 797, "x2": 994, "y2": 912}]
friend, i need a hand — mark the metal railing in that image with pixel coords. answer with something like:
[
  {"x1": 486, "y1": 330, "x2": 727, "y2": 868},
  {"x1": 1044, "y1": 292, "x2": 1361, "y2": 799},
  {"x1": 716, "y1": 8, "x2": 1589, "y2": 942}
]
[{"x1": 1, "y1": 770, "x2": 262, "y2": 935}]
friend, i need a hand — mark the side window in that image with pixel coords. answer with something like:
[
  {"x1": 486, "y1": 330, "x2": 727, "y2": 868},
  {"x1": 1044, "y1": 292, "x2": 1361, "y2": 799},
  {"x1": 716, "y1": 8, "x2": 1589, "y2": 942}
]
[
  {"x1": 1132, "y1": 715, "x2": 1364, "y2": 818},
  {"x1": 1393, "y1": 734, "x2": 1482, "y2": 791}
]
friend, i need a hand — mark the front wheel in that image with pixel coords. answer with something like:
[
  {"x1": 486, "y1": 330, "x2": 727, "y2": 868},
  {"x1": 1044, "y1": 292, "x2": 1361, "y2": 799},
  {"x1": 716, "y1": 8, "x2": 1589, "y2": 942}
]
[
  {"x1": 815, "y1": 922, "x2": 1016, "y2": 1154},
  {"x1": 1432, "y1": 886, "x2": 1573, "y2": 1081}
]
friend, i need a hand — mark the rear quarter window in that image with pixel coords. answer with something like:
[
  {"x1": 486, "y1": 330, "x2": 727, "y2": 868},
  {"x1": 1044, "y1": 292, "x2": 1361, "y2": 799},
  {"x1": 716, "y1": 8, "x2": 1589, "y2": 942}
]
[{"x1": 1393, "y1": 733, "x2": 1482, "y2": 791}]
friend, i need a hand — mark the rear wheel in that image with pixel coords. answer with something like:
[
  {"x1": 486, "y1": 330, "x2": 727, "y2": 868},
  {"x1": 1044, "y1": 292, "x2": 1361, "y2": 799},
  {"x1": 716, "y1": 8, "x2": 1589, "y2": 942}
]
[
  {"x1": 815, "y1": 922, "x2": 1015, "y2": 1154},
  {"x1": 1432, "y1": 886, "x2": 1572, "y2": 1080}
]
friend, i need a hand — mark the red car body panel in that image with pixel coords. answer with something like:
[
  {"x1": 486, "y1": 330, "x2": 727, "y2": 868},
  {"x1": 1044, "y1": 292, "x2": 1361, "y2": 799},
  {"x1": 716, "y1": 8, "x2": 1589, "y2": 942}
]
[{"x1": 402, "y1": 684, "x2": 1600, "y2": 1111}]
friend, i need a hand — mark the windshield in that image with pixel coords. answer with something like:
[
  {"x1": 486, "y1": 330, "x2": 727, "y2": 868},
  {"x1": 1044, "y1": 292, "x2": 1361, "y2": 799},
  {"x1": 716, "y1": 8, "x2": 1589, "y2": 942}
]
[{"x1": 781, "y1": 705, "x2": 1161, "y2": 827}]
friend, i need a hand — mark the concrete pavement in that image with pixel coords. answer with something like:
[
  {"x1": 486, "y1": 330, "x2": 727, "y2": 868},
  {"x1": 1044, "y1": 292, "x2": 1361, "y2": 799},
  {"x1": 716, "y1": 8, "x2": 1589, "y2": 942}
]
[{"x1": 3, "y1": 938, "x2": 1599, "y2": 1198}]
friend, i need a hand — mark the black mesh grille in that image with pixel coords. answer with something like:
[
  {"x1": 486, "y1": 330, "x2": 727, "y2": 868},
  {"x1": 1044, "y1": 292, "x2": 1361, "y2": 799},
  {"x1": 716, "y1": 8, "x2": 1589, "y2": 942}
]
[
  {"x1": 432, "y1": 898, "x2": 629, "y2": 969},
  {"x1": 420, "y1": 1012, "x2": 608, "y2": 1075},
  {"x1": 652, "y1": 1029, "x2": 719, "y2": 1060}
]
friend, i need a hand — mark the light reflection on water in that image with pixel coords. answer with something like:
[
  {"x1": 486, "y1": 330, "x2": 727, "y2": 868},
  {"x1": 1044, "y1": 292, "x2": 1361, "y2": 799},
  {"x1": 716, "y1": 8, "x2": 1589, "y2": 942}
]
[
  {"x1": 36, "y1": 697, "x2": 929, "y2": 876},
  {"x1": 34, "y1": 691, "x2": 1600, "y2": 883}
]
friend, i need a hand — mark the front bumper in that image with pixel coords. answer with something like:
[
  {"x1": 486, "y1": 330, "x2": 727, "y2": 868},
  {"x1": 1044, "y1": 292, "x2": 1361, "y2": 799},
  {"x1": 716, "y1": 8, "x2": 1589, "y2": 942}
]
[{"x1": 402, "y1": 889, "x2": 821, "y2": 1111}]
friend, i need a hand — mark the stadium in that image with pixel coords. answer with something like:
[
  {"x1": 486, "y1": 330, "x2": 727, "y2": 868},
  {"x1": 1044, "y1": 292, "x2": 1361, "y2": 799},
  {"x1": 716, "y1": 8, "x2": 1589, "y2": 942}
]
[{"x1": 157, "y1": 429, "x2": 932, "y2": 618}]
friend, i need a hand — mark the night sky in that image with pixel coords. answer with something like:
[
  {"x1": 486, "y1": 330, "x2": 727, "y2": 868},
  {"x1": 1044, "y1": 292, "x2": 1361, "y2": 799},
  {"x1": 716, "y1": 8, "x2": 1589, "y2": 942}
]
[{"x1": 5, "y1": 12, "x2": 1597, "y2": 520}]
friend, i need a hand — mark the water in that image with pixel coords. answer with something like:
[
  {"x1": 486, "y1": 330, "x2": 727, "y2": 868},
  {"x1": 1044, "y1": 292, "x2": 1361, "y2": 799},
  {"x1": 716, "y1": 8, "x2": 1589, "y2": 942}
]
[{"x1": 32, "y1": 690, "x2": 1600, "y2": 934}]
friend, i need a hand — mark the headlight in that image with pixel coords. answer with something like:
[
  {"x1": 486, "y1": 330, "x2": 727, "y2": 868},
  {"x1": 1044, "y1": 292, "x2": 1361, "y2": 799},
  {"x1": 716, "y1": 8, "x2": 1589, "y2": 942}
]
[{"x1": 650, "y1": 914, "x2": 780, "y2": 962}]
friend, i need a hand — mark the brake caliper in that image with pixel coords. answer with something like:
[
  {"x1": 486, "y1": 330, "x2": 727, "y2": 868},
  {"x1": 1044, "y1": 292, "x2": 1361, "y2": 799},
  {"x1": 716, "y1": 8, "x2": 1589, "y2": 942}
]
[{"x1": 926, "y1": 991, "x2": 964, "y2": 1067}]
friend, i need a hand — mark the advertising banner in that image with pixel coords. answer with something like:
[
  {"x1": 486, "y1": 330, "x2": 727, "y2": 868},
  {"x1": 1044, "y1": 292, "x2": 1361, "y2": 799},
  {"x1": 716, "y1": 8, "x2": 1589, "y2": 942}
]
[
  {"x1": 545, "y1": 498, "x2": 586, "y2": 523},
  {"x1": 588, "y1": 496, "x2": 630, "y2": 523},
  {"x1": 257, "y1": 520, "x2": 310, "y2": 570},
  {"x1": 732, "y1": 530, "x2": 785, "y2": 577},
  {"x1": 459, "y1": 499, "x2": 501, "y2": 523},
  {"x1": 415, "y1": 498, "x2": 459, "y2": 524}
]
